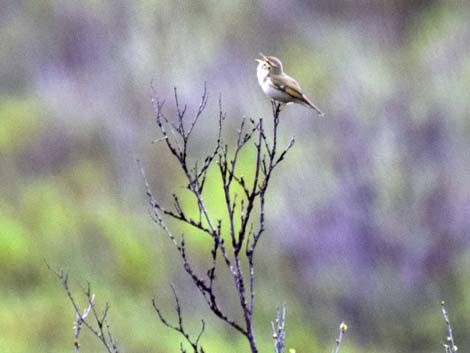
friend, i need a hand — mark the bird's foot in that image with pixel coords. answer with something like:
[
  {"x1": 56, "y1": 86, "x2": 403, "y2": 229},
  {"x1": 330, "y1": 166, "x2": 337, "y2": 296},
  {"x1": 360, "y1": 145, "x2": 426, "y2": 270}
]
[{"x1": 271, "y1": 100, "x2": 285, "y2": 115}]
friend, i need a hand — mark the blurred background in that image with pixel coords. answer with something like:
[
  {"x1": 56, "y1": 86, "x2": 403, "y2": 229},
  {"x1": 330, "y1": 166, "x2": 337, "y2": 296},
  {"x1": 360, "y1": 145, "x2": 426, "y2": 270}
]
[{"x1": 1, "y1": 1, "x2": 470, "y2": 352}]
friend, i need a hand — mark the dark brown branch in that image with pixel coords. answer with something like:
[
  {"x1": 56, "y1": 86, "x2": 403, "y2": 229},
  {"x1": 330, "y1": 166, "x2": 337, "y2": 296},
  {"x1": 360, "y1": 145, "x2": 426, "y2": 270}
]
[
  {"x1": 138, "y1": 163, "x2": 242, "y2": 333},
  {"x1": 178, "y1": 238, "x2": 246, "y2": 334},
  {"x1": 152, "y1": 284, "x2": 206, "y2": 353},
  {"x1": 144, "y1": 86, "x2": 295, "y2": 353}
]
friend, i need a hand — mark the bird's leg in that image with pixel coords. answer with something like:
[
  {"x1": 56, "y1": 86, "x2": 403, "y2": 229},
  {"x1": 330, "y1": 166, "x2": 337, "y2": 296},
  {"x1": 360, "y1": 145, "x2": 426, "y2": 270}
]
[
  {"x1": 271, "y1": 100, "x2": 284, "y2": 115},
  {"x1": 271, "y1": 100, "x2": 277, "y2": 115}
]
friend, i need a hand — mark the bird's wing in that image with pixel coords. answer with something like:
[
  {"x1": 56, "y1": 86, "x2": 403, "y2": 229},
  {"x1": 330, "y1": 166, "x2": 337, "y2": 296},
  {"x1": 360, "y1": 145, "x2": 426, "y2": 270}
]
[
  {"x1": 270, "y1": 74, "x2": 325, "y2": 116},
  {"x1": 269, "y1": 75, "x2": 304, "y2": 100}
]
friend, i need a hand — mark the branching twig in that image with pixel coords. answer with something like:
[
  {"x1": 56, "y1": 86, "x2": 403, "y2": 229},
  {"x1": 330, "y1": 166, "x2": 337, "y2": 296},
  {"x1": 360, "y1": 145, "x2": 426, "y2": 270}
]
[
  {"x1": 47, "y1": 263, "x2": 120, "y2": 353},
  {"x1": 143, "y1": 85, "x2": 295, "y2": 353},
  {"x1": 152, "y1": 284, "x2": 206, "y2": 353}
]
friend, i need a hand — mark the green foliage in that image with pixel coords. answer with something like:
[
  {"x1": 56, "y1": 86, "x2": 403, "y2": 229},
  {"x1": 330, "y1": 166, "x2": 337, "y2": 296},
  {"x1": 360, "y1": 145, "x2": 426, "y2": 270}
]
[
  {"x1": 0, "y1": 209, "x2": 31, "y2": 281},
  {"x1": 0, "y1": 96, "x2": 43, "y2": 154}
]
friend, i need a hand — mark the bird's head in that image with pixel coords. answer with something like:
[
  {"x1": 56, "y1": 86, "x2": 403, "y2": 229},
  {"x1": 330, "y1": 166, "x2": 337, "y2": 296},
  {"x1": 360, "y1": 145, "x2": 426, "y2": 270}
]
[{"x1": 256, "y1": 54, "x2": 284, "y2": 76}]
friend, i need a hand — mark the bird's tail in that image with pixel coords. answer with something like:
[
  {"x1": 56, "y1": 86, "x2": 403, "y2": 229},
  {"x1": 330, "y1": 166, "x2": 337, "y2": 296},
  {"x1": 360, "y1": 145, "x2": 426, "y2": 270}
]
[{"x1": 302, "y1": 94, "x2": 324, "y2": 117}]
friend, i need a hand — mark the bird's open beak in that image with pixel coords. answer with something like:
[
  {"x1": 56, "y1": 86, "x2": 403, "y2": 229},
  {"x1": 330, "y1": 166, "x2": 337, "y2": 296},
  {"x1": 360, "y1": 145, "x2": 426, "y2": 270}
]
[
  {"x1": 259, "y1": 52, "x2": 269, "y2": 61},
  {"x1": 256, "y1": 52, "x2": 270, "y2": 64}
]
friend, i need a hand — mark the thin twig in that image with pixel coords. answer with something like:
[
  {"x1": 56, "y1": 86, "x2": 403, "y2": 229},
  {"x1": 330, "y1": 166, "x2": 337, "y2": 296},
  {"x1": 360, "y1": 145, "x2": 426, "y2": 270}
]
[
  {"x1": 332, "y1": 321, "x2": 348, "y2": 353},
  {"x1": 47, "y1": 263, "x2": 119, "y2": 353},
  {"x1": 272, "y1": 305, "x2": 286, "y2": 353},
  {"x1": 145, "y1": 86, "x2": 294, "y2": 353},
  {"x1": 152, "y1": 284, "x2": 206, "y2": 353},
  {"x1": 440, "y1": 301, "x2": 458, "y2": 353}
]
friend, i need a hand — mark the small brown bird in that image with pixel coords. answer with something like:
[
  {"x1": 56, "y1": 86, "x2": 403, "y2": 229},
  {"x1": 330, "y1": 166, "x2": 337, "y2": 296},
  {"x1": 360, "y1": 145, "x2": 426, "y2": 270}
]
[{"x1": 256, "y1": 54, "x2": 324, "y2": 116}]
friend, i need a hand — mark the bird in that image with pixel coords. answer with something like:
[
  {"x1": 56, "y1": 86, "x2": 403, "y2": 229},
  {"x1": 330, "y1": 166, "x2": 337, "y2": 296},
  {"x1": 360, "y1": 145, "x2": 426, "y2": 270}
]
[{"x1": 256, "y1": 54, "x2": 324, "y2": 116}]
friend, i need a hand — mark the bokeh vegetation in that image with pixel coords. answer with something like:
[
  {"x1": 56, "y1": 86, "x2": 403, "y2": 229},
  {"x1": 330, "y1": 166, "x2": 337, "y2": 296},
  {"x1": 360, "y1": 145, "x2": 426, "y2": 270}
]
[{"x1": 1, "y1": 1, "x2": 470, "y2": 352}]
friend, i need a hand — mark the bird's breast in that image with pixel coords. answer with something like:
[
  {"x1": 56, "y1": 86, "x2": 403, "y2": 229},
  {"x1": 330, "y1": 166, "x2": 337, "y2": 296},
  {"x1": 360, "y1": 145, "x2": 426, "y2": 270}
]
[
  {"x1": 257, "y1": 68, "x2": 268, "y2": 86},
  {"x1": 262, "y1": 79, "x2": 292, "y2": 103}
]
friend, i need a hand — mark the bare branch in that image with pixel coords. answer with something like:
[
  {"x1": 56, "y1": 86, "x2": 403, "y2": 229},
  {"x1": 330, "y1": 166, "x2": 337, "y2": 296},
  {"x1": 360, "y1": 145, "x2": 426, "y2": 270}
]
[
  {"x1": 152, "y1": 284, "x2": 207, "y2": 353},
  {"x1": 144, "y1": 86, "x2": 294, "y2": 353},
  {"x1": 332, "y1": 321, "x2": 348, "y2": 353},
  {"x1": 186, "y1": 82, "x2": 209, "y2": 140},
  {"x1": 440, "y1": 301, "x2": 458, "y2": 353},
  {"x1": 272, "y1": 305, "x2": 286, "y2": 353},
  {"x1": 47, "y1": 264, "x2": 120, "y2": 353}
]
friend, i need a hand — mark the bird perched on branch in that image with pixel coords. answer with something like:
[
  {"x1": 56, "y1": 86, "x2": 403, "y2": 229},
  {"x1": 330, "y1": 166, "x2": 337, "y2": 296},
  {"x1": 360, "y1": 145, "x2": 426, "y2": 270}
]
[{"x1": 256, "y1": 54, "x2": 324, "y2": 116}]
